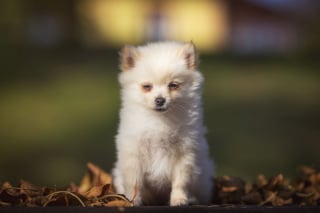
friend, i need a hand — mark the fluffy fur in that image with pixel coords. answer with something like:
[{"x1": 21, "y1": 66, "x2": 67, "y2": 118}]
[{"x1": 112, "y1": 41, "x2": 214, "y2": 206}]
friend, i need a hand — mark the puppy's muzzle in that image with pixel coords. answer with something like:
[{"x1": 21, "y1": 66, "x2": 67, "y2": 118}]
[
  {"x1": 155, "y1": 97, "x2": 167, "y2": 111},
  {"x1": 155, "y1": 97, "x2": 166, "y2": 107}
]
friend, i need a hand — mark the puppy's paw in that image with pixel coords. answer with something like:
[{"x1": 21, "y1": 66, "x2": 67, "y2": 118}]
[
  {"x1": 132, "y1": 198, "x2": 142, "y2": 206},
  {"x1": 170, "y1": 198, "x2": 188, "y2": 206},
  {"x1": 170, "y1": 190, "x2": 188, "y2": 206}
]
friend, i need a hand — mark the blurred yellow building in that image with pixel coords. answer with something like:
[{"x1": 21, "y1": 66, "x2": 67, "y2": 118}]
[
  {"x1": 4, "y1": 0, "x2": 303, "y2": 53},
  {"x1": 77, "y1": 0, "x2": 228, "y2": 52}
]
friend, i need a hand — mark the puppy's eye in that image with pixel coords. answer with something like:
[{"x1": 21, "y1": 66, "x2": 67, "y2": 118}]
[
  {"x1": 168, "y1": 82, "x2": 180, "y2": 91},
  {"x1": 142, "y1": 83, "x2": 152, "y2": 92}
]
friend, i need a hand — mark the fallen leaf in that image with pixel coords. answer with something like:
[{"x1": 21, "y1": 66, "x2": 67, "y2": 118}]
[
  {"x1": 85, "y1": 184, "x2": 112, "y2": 198},
  {"x1": 19, "y1": 179, "x2": 43, "y2": 197},
  {"x1": 87, "y1": 162, "x2": 112, "y2": 186},
  {"x1": 78, "y1": 173, "x2": 92, "y2": 195},
  {"x1": 104, "y1": 199, "x2": 133, "y2": 207}
]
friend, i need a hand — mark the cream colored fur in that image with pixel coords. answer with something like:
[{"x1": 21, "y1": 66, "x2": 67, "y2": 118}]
[{"x1": 112, "y1": 41, "x2": 214, "y2": 206}]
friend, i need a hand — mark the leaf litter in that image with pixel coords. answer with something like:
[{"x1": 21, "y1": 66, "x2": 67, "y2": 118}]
[
  {"x1": 0, "y1": 162, "x2": 132, "y2": 207},
  {"x1": 213, "y1": 166, "x2": 320, "y2": 206},
  {"x1": 1, "y1": 165, "x2": 319, "y2": 207}
]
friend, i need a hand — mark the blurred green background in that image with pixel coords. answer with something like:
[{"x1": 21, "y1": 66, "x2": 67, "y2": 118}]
[{"x1": 0, "y1": 0, "x2": 319, "y2": 186}]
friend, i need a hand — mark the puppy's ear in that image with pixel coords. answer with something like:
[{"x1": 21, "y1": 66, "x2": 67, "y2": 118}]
[
  {"x1": 182, "y1": 41, "x2": 198, "y2": 70},
  {"x1": 119, "y1": 45, "x2": 139, "y2": 71}
]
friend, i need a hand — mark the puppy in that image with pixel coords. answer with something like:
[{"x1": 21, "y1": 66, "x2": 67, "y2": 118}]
[{"x1": 112, "y1": 41, "x2": 214, "y2": 206}]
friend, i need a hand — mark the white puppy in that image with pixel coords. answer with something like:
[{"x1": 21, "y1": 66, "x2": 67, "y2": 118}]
[{"x1": 112, "y1": 41, "x2": 214, "y2": 206}]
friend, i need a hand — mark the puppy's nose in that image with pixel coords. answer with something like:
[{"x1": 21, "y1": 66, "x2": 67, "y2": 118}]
[{"x1": 155, "y1": 97, "x2": 166, "y2": 107}]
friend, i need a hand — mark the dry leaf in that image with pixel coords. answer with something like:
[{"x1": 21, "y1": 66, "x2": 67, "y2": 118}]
[
  {"x1": 78, "y1": 173, "x2": 92, "y2": 194},
  {"x1": 256, "y1": 175, "x2": 268, "y2": 188},
  {"x1": 221, "y1": 186, "x2": 238, "y2": 193},
  {"x1": 104, "y1": 199, "x2": 133, "y2": 207},
  {"x1": 19, "y1": 179, "x2": 43, "y2": 197},
  {"x1": 87, "y1": 162, "x2": 112, "y2": 186},
  {"x1": 85, "y1": 184, "x2": 112, "y2": 198}
]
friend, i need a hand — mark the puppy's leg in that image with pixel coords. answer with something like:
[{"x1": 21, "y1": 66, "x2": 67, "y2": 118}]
[
  {"x1": 191, "y1": 158, "x2": 214, "y2": 204},
  {"x1": 170, "y1": 183, "x2": 188, "y2": 206},
  {"x1": 114, "y1": 155, "x2": 142, "y2": 206},
  {"x1": 170, "y1": 150, "x2": 195, "y2": 206}
]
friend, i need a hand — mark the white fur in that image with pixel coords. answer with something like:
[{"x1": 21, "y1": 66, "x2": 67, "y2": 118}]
[{"x1": 112, "y1": 41, "x2": 214, "y2": 206}]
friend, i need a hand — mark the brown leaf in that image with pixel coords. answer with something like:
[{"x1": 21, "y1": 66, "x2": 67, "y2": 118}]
[
  {"x1": 267, "y1": 174, "x2": 284, "y2": 189},
  {"x1": 85, "y1": 184, "x2": 112, "y2": 198},
  {"x1": 256, "y1": 175, "x2": 268, "y2": 188},
  {"x1": 213, "y1": 176, "x2": 246, "y2": 204},
  {"x1": 0, "y1": 182, "x2": 26, "y2": 205},
  {"x1": 1, "y1": 182, "x2": 18, "y2": 196},
  {"x1": 260, "y1": 191, "x2": 277, "y2": 206},
  {"x1": 242, "y1": 191, "x2": 263, "y2": 204},
  {"x1": 299, "y1": 166, "x2": 316, "y2": 177},
  {"x1": 104, "y1": 199, "x2": 133, "y2": 207},
  {"x1": 78, "y1": 173, "x2": 92, "y2": 194},
  {"x1": 221, "y1": 186, "x2": 238, "y2": 193},
  {"x1": 87, "y1": 162, "x2": 112, "y2": 186},
  {"x1": 69, "y1": 182, "x2": 79, "y2": 193},
  {"x1": 19, "y1": 179, "x2": 43, "y2": 197}
]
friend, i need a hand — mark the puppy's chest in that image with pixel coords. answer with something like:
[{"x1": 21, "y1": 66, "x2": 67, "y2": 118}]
[
  {"x1": 139, "y1": 129, "x2": 179, "y2": 157},
  {"x1": 138, "y1": 128, "x2": 180, "y2": 172}
]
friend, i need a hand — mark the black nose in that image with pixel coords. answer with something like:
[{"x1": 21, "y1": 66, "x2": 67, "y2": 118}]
[{"x1": 155, "y1": 97, "x2": 166, "y2": 107}]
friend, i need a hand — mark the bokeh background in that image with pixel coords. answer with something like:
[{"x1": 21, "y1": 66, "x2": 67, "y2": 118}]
[{"x1": 0, "y1": 0, "x2": 319, "y2": 186}]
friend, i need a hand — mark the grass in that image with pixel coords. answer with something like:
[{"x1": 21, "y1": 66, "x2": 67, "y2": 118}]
[{"x1": 0, "y1": 50, "x2": 319, "y2": 185}]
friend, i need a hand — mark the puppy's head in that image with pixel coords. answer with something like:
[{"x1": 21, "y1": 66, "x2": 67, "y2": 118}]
[{"x1": 118, "y1": 41, "x2": 203, "y2": 113}]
